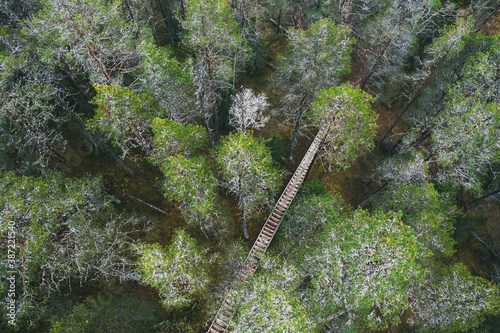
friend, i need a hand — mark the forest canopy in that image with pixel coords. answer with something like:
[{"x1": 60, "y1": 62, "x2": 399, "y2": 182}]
[{"x1": 1, "y1": 0, "x2": 500, "y2": 332}]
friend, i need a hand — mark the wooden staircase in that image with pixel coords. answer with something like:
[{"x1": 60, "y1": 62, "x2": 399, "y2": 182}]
[{"x1": 207, "y1": 127, "x2": 327, "y2": 333}]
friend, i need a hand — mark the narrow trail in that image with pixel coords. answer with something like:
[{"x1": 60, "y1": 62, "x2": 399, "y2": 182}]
[{"x1": 207, "y1": 127, "x2": 328, "y2": 333}]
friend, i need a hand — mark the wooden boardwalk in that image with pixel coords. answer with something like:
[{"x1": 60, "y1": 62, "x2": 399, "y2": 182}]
[{"x1": 207, "y1": 127, "x2": 327, "y2": 333}]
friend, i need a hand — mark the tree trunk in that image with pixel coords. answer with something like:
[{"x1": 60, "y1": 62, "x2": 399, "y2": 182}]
[
  {"x1": 287, "y1": 107, "x2": 306, "y2": 159},
  {"x1": 205, "y1": 116, "x2": 216, "y2": 148},
  {"x1": 180, "y1": 0, "x2": 187, "y2": 20},
  {"x1": 276, "y1": 8, "x2": 282, "y2": 35},
  {"x1": 358, "y1": 182, "x2": 388, "y2": 208},
  {"x1": 359, "y1": 38, "x2": 392, "y2": 91},
  {"x1": 241, "y1": 203, "x2": 249, "y2": 240},
  {"x1": 155, "y1": 0, "x2": 176, "y2": 45},
  {"x1": 465, "y1": 189, "x2": 500, "y2": 209},
  {"x1": 474, "y1": 2, "x2": 500, "y2": 32}
]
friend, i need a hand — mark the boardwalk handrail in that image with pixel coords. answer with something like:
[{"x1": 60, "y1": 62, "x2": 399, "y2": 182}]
[{"x1": 207, "y1": 127, "x2": 327, "y2": 333}]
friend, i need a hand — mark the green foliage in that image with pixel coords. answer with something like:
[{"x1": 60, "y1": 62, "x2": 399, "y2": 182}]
[
  {"x1": 312, "y1": 84, "x2": 378, "y2": 170},
  {"x1": 287, "y1": 18, "x2": 352, "y2": 92},
  {"x1": 423, "y1": 18, "x2": 473, "y2": 67},
  {"x1": 150, "y1": 118, "x2": 208, "y2": 162},
  {"x1": 308, "y1": 209, "x2": 424, "y2": 331},
  {"x1": 138, "y1": 42, "x2": 198, "y2": 123},
  {"x1": 263, "y1": 133, "x2": 289, "y2": 167},
  {"x1": 89, "y1": 84, "x2": 161, "y2": 152},
  {"x1": 160, "y1": 155, "x2": 218, "y2": 222},
  {"x1": 275, "y1": 17, "x2": 352, "y2": 120},
  {"x1": 150, "y1": 118, "x2": 226, "y2": 232},
  {"x1": 28, "y1": 0, "x2": 144, "y2": 84},
  {"x1": 135, "y1": 230, "x2": 210, "y2": 311},
  {"x1": 409, "y1": 263, "x2": 500, "y2": 332},
  {"x1": 217, "y1": 131, "x2": 284, "y2": 215},
  {"x1": 376, "y1": 150, "x2": 430, "y2": 185},
  {"x1": 428, "y1": 43, "x2": 500, "y2": 194},
  {"x1": 0, "y1": 171, "x2": 146, "y2": 328},
  {"x1": 182, "y1": 0, "x2": 243, "y2": 83},
  {"x1": 280, "y1": 191, "x2": 349, "y2": 249},
  {"x1": 374, "y1": 183, "x2": 456, "y2": 257},
  {"x1": 49, "y1": 292, "x2": 163, "y2": 333},
  {"x1": 233, "y1": 257, "x2": 317, "y2": 333},
  {"x1": 0, "y1": 55, "x2": 64, "y2": 174}
]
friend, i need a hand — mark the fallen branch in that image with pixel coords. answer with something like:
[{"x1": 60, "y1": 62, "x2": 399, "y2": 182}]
[{"x1": 270, "y1": 18, "x2": 288, "y2": 34}]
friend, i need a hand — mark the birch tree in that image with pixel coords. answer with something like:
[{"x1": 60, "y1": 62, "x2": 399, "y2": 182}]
[
  {"x1": 228, "y1": 88, "x2": 269, "y2": 132},
  {"x1": 217, "y1": 131, "x2": 284, "y2": 239},
  {"x1": 311, "y1": 84, "x2": 378, "y2": 170},
  {"x1": 274, "y1": 18, "x2": 352, "y2": 158}
]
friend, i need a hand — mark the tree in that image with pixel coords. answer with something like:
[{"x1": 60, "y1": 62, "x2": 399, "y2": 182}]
[
  {"x1": 181, "y1": 0, "x2": 245, "y2": 146},
  {"x1": 380, "y1": 31, "x2": 500, "y2": 165},
  {"x1": 89, "y1": 84, "x2": 163, "y2": 156},
  {"x1": 311, "y1": 84, "x2": 378, "y2": 170},
  {"x1": 135, "y1": 229, "x2": 210, "y2": 311},
  {"x1": 28, "y1": 0, "x2": 144, "y2": 86},
  {"x1": 376, "y1": 150, "x2": 430, "y2": 186},
  {"x1": 428, "y1": 45, "x2": 500, "y2": 193},
  {"x1": 306, "y1": 209, "x2": 424, "y2": 331},
  {"x1": 150, "y1": 117, "x2": 209, "y2": 161},
  {"x1": 384, "y1": 43, "x2": 500, "y2": 194},
  {"x1": 356, "y1": 0, "x2": 454, "y2": 93},
  {"x1": 228, "y1": 88, "x2": 269, "y2": 132},
  {"x1": 408, "y1": 263, "x2": 500, "y2": 332},
  {"x1": 274, "y1": 18, "x2": 352, "y2": 158},
  {"x1": 368, "y1": 17, "x2": 474, "y2": 160},
  {"x1": 279, "y1": 189, "x2": 348, "y2": 250},
  {"x1": 431, "y1": 98, "x2": 500, "y2": 194},
  {"x1": 217, "y1": 131, "x2": 284, "y2": 239},
  {"x1": 137, "y1": 42, "x2": 198, "y2": 123},
  {"x1": 149, "y1": 118, "x2": 230, "y2": 233},
  {"x1": 160, "y1": 155, "x2": 226, "y2": 233},
  {"x1": 0, "y1": 171, "x2": 148, "y2": 328},
  {"x1": 0, "y1": 57, "x2": 66, "y2": 174},
  {"x1": 374, "y1": 182, "x2": 456, "y2": 257},
  {"x1": 232, "y1": 257, "x2": 317, "y2": 333}
]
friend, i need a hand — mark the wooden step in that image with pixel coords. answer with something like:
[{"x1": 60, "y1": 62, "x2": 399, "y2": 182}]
[
  {"x1": 211, "y1": 323, "x2": 225, "y2": 332},
  {"x1": 262, "y1": 229, "x2": 273, "y2": 238},
  {"x1": 259, "y1": 233, "x2": 271, "y2": 241},
  {"x1": 267, "y1": 221, "x2": 278, "y2": 228}
]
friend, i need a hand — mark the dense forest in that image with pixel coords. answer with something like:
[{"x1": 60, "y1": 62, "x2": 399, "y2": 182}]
[{"x1": 1, "y1": 0, "x2": 500, "y2": 332}]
